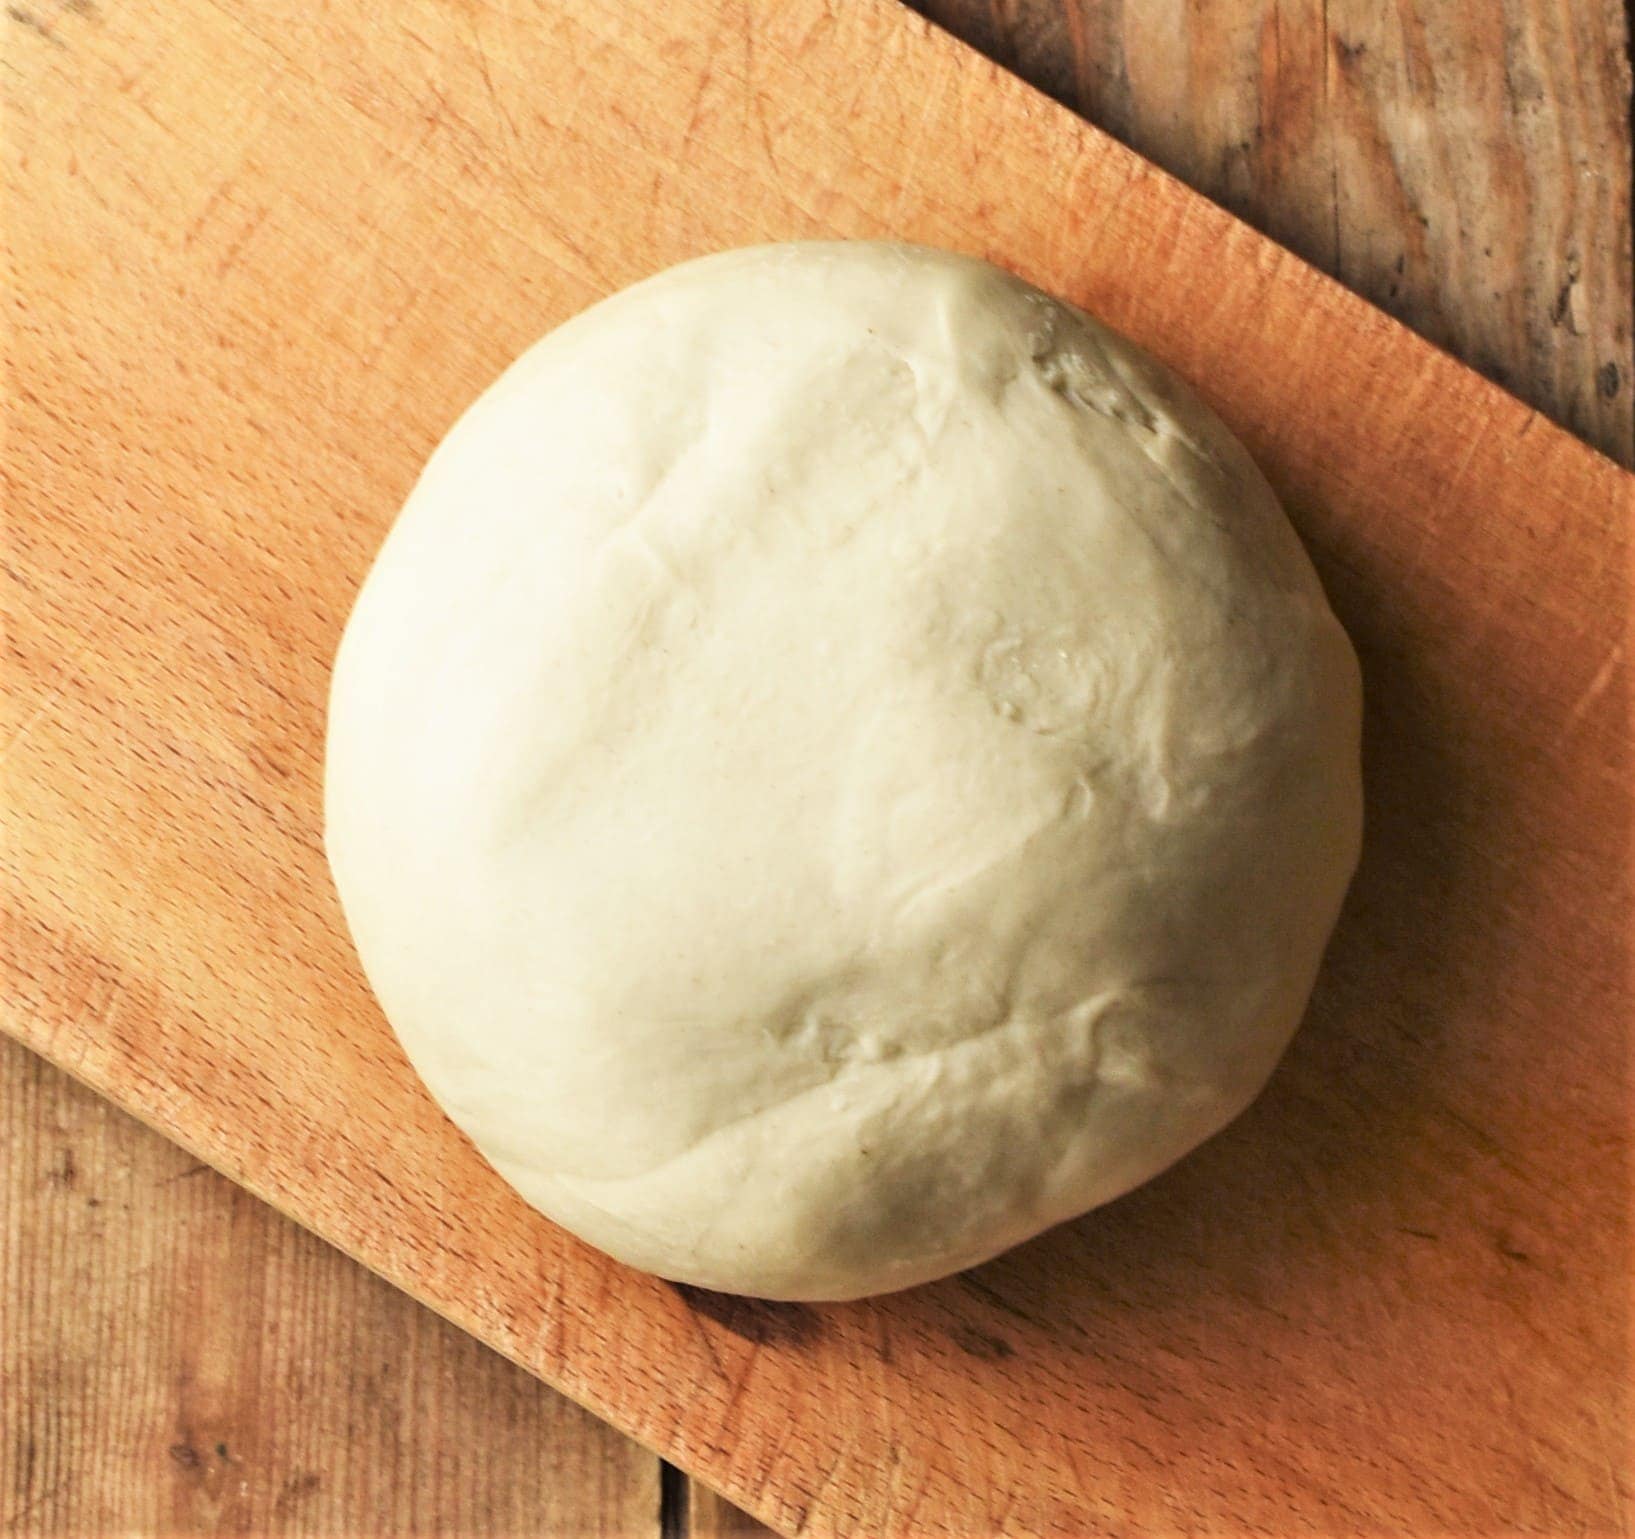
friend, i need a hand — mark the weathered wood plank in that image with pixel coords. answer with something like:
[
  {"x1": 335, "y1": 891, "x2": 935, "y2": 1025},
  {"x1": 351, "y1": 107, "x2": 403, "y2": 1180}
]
[
  {"x1": 1, "y1": 1038, "x2": 659, "y2": 1536},
  {"x1": 914, "y1": 0, "x2": 1635, "y2": 466}
]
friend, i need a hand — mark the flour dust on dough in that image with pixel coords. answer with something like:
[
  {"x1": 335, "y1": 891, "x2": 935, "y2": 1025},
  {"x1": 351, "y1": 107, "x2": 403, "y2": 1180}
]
[{"x1": 326, "y1": 242, "x2": 1362, "y2": 1301}]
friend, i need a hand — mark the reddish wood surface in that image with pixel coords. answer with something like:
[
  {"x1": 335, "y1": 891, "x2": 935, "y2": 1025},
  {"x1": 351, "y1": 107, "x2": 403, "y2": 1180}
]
[{"x1": 5, "y1": 0, "x2": 1631, "y2": 1534}]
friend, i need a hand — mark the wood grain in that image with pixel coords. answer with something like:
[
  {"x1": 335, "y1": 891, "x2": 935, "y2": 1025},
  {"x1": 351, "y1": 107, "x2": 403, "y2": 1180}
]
[
  {"x1": 688, "y1": 1480, "x2": 778, "y2": 1539},
  {"x1": 4, "y1": 0, "x2": 1630, "y2": 1535},
  {"x1": 915, "y1": 0, "x2": 1635, "y2": 467},
  {"x1": 1, "y1": 1035, "x2": 658, "y2": 1535}
]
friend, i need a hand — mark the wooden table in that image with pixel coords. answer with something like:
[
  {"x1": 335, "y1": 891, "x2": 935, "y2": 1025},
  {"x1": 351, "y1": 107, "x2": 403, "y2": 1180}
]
[{"x1": 5, "y1": 1, "x2": 1629, "y2": 1533}]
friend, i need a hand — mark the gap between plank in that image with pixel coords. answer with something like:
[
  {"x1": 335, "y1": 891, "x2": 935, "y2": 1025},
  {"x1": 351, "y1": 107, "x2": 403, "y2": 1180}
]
[{"x1": 661, "y1": 1459, "x2": 690, "y2": 1539}]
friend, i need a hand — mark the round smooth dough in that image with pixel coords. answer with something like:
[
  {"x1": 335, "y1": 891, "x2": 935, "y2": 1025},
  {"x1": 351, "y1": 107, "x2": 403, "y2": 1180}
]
[{"x1": 326, "y1": 242, "x2": 1362, "y2": 1301}]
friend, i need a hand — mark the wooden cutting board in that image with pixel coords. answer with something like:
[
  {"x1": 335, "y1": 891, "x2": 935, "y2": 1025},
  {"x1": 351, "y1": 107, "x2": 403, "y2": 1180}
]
[{"x1": 5, "y1": 1, "x2": 1629, "y2": 1533}]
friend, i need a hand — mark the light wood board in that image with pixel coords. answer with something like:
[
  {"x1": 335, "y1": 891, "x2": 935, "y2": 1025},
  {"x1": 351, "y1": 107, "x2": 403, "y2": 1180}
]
[{"x1": 5, "y1": 0, "x2": 1630, "y2": 1534}]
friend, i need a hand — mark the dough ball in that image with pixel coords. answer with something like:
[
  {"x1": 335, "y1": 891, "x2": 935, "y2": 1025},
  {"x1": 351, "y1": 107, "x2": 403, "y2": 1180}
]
[{"x1": 326, "y1": 243, "x2": 1361, "y2": 1301}]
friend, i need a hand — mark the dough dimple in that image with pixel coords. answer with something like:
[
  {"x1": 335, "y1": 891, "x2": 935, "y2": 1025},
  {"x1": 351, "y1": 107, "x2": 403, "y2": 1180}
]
[{"x1": 326, "y1": 242, "x2": 1362, "y2": 1301}]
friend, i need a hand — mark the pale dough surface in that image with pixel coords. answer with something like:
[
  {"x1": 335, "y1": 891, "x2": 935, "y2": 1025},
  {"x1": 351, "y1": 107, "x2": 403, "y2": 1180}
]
[{"x1": 326, "y1": 243, "x2": 1362, "y2": 1301}]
